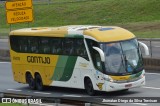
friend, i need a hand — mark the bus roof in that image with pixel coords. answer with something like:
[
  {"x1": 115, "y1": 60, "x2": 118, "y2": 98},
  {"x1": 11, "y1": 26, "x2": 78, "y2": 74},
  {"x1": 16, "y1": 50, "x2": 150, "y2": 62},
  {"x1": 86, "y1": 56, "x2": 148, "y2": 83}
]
[{"x1": 9, "y1": 25, "x2": 135, "y2": 42}]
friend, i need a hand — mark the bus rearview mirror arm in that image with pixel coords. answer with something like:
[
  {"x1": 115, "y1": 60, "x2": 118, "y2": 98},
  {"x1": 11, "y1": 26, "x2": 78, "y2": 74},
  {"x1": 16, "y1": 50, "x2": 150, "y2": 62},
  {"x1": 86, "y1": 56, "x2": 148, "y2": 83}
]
[
  {"x1": 138, "y1": 41, "x2": 149, "y2": 56},
  {"x1": 93, "y1": 47, "x2": 105, "y2": 62}
]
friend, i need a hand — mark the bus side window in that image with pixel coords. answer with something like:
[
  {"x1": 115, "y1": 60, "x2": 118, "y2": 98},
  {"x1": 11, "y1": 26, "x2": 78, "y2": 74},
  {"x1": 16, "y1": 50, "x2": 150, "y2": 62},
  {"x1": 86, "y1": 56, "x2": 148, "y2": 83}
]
[
  {"x1": 92, "y1": 49, "x2": 103, "y2": 71},
  {"x1": 75, "y1": 39, "x2": 89, "y2": 60},
  {"x1": 51, "y1": 38, "x2": 63, "y2": 54},
  {"x1": 19, "y1": 37, "x2": 28, "y2": 53},
  {"x1": 63, "y1": 38, "x2": 74, "y2": 55},
  {"x1": 39, "y1": 38, "x2": 51, "y2": 54},
  {"x1": 28, "y1": 37, "x2": 38, "y2": 53},
  {"x1": 10, "y1": 36, "x2": 20, "y2": 52}
]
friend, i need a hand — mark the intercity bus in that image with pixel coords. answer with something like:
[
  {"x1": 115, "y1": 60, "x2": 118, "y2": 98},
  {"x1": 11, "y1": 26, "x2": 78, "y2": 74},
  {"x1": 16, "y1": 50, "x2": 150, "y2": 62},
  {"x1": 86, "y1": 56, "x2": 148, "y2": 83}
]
[{"x1": 9, "y1": 25, "x2": 149, "y2": 95}]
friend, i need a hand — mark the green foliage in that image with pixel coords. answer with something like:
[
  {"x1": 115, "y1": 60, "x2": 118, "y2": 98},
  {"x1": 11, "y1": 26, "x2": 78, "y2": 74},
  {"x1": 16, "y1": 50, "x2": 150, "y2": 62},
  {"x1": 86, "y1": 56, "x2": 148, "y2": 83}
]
[
  {"x1": 0, "y1": 0, "x2": 160, "y2": 38},
  {"x1": 0, "y1": 104, "x2": 22, "y2": 106}
]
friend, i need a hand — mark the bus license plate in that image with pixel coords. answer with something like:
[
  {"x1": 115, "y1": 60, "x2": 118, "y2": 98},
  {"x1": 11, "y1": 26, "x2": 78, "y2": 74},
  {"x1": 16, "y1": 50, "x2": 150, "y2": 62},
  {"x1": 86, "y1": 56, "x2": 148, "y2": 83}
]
[{"x1": 125, "y1": 84, "x2": 132, "y2": 88}]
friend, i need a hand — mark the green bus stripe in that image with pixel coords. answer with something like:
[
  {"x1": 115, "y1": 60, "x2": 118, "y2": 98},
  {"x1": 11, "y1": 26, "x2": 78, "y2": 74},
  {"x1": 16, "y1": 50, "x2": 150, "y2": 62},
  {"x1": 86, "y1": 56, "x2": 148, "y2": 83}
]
[
  {"x1": 60, "y1": 56, "x2": 77, "y2": 81},
  {"x1": 130, "y1": 71, "x2": 143, "y2": 79},
  {"x1": 51, "y1": 56, "x2": 68, "y2": 80}
]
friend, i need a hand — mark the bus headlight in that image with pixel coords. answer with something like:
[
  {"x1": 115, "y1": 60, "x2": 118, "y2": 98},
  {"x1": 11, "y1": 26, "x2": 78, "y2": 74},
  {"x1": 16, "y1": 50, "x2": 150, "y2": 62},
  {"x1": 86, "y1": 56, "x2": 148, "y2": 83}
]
[{"x1": 103, "y1": 76, "x2": 114, "y2": 82}]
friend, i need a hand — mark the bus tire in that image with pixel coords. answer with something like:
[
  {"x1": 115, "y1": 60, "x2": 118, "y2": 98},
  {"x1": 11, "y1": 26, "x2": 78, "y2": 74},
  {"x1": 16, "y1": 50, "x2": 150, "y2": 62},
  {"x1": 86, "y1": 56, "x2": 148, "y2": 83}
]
[
  {"x1": 85, "y1": 78, "x2": 95, "y2": 96},
  {"x1": 35, "y1": 74, "x2": 44, "y2": 91},
  {"x1": 26, "y1": 73, "x2": 36, "y2": 90}
]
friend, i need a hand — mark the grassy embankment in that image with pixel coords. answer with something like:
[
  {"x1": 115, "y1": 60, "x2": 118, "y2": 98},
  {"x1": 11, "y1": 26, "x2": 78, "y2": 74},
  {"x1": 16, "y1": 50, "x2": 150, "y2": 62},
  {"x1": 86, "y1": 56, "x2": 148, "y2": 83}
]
[{"x1": 0, "y1": 0, "x2": 160, "y2": 38}]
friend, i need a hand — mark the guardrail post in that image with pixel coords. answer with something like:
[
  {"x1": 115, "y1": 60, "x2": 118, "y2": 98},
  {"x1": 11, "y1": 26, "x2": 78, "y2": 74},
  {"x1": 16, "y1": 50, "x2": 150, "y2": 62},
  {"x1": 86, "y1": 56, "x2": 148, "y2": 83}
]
[
  {"x1": 54, "y1": 99, "x2": 60, "y2": 106},
  {"x1": 48, "y1": 0, "x2": 51, "y2": 5},
  {"x1": 149, "y1": 40, "x2": 152, "y2": 58},
  {"x1": 26, "y1": 96, "x2": 32, "y2": 106},
  {"x1": 0, "y1": 93, "x2": 4, "y2": 97},
  {"x1": 85, "y1": 103, "x2": 91, "y2": 106}
]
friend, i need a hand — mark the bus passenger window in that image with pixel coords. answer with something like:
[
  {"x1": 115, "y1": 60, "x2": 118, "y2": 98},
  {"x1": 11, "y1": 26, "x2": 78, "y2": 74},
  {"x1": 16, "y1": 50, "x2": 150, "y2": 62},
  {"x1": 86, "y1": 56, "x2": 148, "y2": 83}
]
[
  {"x1": 75, "y1": 39, "x2": 88, "y2": 60},
  {"x1": 76, "y1": 40, "x2": 85, "y2": 55},
  {"x1": 10, "y1": 36, "x2": 20, "y2": 52},
  {"x1": 51, "y1": 38, "x2": 63, "y2": 54},
  {"x1": 63, "y1": 39, "x2": 74, "y2": 55},
  {"x1": 40, "y1": 38, "x2": 51, "y2": 54},
  {"x1": 19, "y1": 37, "x2": 28, "y2": 53},
  {"x1": 28, "y1": 37, "x2": 38, "y2": 53}
]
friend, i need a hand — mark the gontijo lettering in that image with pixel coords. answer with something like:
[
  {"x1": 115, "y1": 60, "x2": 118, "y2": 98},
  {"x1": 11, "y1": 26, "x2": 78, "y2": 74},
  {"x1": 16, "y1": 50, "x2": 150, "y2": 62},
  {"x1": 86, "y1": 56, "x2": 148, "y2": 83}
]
[{"x1": 27, "y1": 56, "x2": 50, "y2": 64}]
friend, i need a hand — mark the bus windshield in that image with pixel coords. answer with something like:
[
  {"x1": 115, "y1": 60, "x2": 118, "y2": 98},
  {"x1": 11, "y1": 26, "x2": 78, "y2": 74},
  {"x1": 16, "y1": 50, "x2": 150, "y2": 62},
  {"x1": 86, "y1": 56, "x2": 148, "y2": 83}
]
[{"x1": 100, "y1": 39, "x2": 143, "y2": 75}]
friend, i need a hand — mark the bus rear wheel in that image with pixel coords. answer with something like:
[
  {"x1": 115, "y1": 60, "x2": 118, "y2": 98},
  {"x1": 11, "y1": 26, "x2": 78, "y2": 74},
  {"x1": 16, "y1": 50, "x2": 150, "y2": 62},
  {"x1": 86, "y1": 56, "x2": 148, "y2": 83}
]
[
  {"x1": 85, "y1": 78, "x2": 95, "y2": 96},
  {"x1": 35, "y1": 74, "x2": 44, "y2": 91},
  {"x1": 26, "y1": 73, "x2": 36, "y2": 90}
]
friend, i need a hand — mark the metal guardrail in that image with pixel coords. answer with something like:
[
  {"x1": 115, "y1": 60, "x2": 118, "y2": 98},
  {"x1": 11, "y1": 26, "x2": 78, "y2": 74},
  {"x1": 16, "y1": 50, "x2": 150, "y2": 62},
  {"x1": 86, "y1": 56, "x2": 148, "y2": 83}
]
[
  {"x1": 138, "y1": 38, "x2": 160, "y2": 58},
  {"x1": 138, "y1": 38, "x2": 160, "y2": 41}
]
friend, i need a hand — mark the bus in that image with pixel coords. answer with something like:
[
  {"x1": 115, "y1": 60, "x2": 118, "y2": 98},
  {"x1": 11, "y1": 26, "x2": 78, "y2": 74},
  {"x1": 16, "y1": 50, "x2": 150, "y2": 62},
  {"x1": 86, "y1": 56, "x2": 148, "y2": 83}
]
[{"x1": 9, "y1": 25, "x2": 149, "y2": 95}]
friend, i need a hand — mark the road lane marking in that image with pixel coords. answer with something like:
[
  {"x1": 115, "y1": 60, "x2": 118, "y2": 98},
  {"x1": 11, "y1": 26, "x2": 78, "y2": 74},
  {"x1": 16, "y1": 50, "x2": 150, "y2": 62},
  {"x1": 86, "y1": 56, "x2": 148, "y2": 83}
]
[
  {"x1": 131, "y1": 103, "x2": 147, "y2": 105},
  {"x1": 154, "y1": 46, "x2": 160, "y2": 47},
  {"x1": 142, "y1": 86, "x2": 160, "y2": 90},
  {"x1": 31, "y1": 103, "x2": 54, "y2": 106},
  {"x1": 146, "y1": 72, "x2": 160, "y2": 76},
  {"x1": 0, "y1": 62, "x2": 10, "y2": 64},
  {"x1": 34, "y1": 92, "x2": 51, "y2": 95},
  {"x1": 63, "y1": 94, "x2": 81, "y2": 97},
  {"x1": 7, "y1": 89, "x2": 22, "y2": 92}
]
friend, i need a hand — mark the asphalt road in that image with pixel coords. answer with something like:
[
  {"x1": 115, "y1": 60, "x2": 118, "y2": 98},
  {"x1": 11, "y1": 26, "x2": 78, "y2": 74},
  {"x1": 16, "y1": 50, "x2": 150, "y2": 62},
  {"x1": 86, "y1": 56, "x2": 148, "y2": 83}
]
[
  {"x1": 0, "y1": 62, "x2": 160, "y2": 106},
  {"x1": 0, "y1": 39, "x2": 160, "y2": 58},
  {"x1": 0, "y1": 39, "x2": 9, "y2": 50}
]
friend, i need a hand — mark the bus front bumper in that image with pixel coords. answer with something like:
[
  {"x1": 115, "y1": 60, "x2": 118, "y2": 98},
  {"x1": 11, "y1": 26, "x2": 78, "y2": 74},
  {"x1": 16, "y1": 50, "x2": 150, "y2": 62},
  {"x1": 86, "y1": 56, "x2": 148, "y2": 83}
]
[{"x1": 105, "y1": 76, "x2": 145, "y2": 92}]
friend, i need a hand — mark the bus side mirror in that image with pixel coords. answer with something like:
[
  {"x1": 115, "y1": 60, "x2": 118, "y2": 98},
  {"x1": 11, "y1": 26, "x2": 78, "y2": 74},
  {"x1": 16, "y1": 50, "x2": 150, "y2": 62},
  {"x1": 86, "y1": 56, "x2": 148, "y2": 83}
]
[
  {"x1": 138, "y1": 41, "x2": 149, "y2": 56},
  {"x1": 93, "y1": 47, "x2": 105, "y2": 62}
]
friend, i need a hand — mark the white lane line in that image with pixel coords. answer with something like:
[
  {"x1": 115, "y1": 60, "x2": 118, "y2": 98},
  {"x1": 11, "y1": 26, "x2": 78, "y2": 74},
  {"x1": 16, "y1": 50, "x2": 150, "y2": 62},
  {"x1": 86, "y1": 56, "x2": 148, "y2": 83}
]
[
  {"x1": 39, "y1": 104, "x2": 54, "y2": 106},
  {"x1": 31, "y1": 103, "x2": 54, "y2": 106},
  {"x1": 63, "y1": 94, "x2": 81, "y2": 97},
  {"x1": 146, "y1": 72, "x2": 160, "y2": 76},
  {"x1": 0, "y1": 62, "x2": 11, "y2": 64},
  {"x1": 154, "y1": 46, "x2": 160, "y2": 47},
  {"x1": 142, "y1": 86, "x2": 160, "y2": 90},
  {"x1": 7, "y1": 89, "x2": 22, "y2": 92},
  {"x1": 34, "y1": 92, "x2": 51, "y2": 95},
  {"x1": 131, "y1": 103, "x2": 147, "y2": 105}
]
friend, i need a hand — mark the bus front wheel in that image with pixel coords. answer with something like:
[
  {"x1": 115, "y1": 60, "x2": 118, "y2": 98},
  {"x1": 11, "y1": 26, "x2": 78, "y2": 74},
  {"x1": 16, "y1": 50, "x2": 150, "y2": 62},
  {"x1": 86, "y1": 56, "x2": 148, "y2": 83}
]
[
  {"x1": 26, "y1": 73, "x2": 36, "y2": 90},
  {"x1": 85, "y1": 78, "x2": 95, "y2": 96},
  {"x1": 35, "y1": 74, "x2": 44, "y2": 91}
]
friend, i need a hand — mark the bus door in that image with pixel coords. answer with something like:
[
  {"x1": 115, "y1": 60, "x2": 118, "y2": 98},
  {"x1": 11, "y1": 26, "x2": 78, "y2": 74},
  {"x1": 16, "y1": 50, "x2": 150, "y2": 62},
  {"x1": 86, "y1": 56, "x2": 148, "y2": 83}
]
[
  {"x1": 86, "y1": 39, "x2": 105, "y2": 90},
  {"x1": 92, "y1": 49, "x2": 105, "y2": 91}
]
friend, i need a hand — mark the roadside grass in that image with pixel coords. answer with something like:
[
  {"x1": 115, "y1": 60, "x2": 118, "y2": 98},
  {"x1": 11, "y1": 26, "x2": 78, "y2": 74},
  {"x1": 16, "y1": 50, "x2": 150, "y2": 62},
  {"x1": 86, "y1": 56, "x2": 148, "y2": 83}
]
[
  {"x1": 134, "y1": 30, "x2": 160, "y2": 38},
  {"x1": 0, "y1": 0, "x2": 160, "y2": 38},
  {"x1": 0, "y1": 104, "x2": 23, "y2": 106}
]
